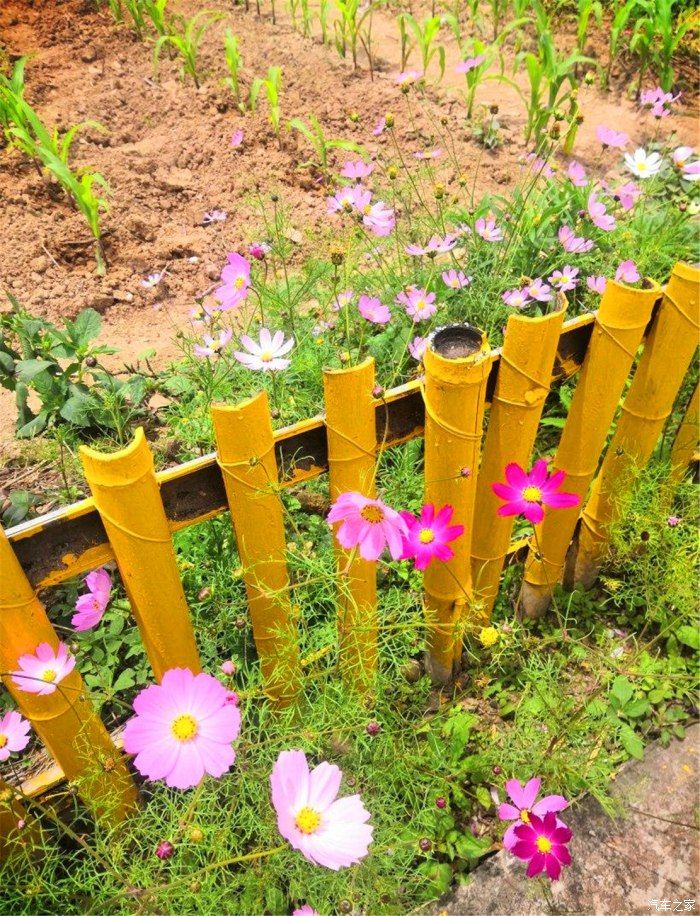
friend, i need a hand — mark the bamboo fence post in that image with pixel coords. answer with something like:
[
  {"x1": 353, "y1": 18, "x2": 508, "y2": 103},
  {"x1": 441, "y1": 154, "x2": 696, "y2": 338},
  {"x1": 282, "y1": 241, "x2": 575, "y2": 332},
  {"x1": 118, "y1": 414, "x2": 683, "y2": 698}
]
[
  {"x1": 471, "y1": 308, "x2": 567, "y2": 621},
  {"x1": 211, "y1": 391, "x2": 301, "y2": 706},
  {"x1": 519, "y1": 279, "x2": 660, "y2": 618},
  {"x1": 572, "y1": 263, "x2": 700, "y2": 588},
  {"x1": 323, "y1": 358, "x2": 378, "y2": 690},
  {"x1": 80, "y1": 428, "x2": 201, "y2": 681},
  {"x1": 423, "y1": 325, "x2": 490, "y2": 684},
  {"x1": 669, "y1": 382, "x2": 699, "y2": 485},
  {"x1": 0, "y1": 528, "x2": 137, "y2": 826}
]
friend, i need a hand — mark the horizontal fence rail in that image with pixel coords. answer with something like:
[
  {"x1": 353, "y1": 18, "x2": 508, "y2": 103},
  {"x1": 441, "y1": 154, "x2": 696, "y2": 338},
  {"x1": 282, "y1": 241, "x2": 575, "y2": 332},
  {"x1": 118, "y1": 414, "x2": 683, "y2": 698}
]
[{"x1": 6, "y1": 313, "x2": 601, "y2": 591}]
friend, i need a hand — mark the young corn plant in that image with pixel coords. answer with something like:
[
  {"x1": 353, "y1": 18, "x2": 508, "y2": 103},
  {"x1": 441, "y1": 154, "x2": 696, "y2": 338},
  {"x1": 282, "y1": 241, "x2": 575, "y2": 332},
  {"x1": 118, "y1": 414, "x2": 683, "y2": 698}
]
[
  {"x1": 318, "y1": 0, "x2": 330, "y2": 44},
  {"x1": 223, "y1": 29, "x2": 243, "y2": 108},
  {"x1": 576, "y1": 0, "x2": 602, "y2": 54},
  {"x1": 250, "y1": 66, "x2": 283, "y2": 144},
  {"x1": 288, "y1": 114, "x2": 365, "y2": 175},
  {"x1": 602, "y1": 0, "x2": 641, "y2": 89},
  {"x1": 630, "y1": 0, "x2": 694, "y2": 92},
  {"x1": 333, "y1": 0, "x2": 376, "y2": 74},
  {"x1": 153, "y1": 10, "x2": 224, "y2": 89},
  {"x1": 300, "y1": 0, "x2": 313, "y2": 38},
  {"x1": 141, "y1": 0, "x2": 172, "y2": 38},
  {"x1": 398, "y1": 13, "x2": 445, "y2": 82},
  {"x1": 121, "y1": 0, "x2": 148, "y2": 38}
]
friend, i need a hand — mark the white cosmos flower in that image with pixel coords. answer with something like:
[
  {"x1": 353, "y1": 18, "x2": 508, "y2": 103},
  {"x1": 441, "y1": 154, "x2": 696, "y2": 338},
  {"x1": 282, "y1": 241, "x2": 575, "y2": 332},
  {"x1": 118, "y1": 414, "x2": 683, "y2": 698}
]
[
  {"x1": 623, "y1": 148, "x2": 663, "y2": 179},
  {"x1": 234, "y1": 328, "x2": 294, "y2": 371}
]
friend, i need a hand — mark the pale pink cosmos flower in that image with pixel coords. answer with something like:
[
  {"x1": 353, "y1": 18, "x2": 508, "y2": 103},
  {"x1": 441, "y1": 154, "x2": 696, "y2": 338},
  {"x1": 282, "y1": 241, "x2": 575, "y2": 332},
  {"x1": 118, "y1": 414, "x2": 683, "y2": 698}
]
[
  {"x1": 492, "y1": 459, "x2": 579, "y2": 525},
  {"x1": 624, "y1": 148, "x2": 663, "y2": 179},
  {"x1": 498, "y1": 777, "x2": 569, "y2": 850},
  {"x1": 502, "y1": 289, "x2": 530, "y2": 309},
  {"x1": 72, "y1": 568, "x2": 112, "y2": 631},
  {"x1": 587, "y1": 192, "x2": 616, "y2": 232},
  {"x1": 456, "y1": 54, "x2": 486, "y2": 73},
  {"x1": 558, "y1": 225, "x2": 594, "y2": 253},
  {"x1": 616, "y1": 181, "x2": 641, "y2": 211},
  {"x1": 475, "y1": 217, "x2": 503, "y2": 242},
  {"x1": 414, "y1": 148, "x2": 442, "y2": 160},
  {"x1": 549, "y1": 266, "x2": 580, "y2": 292},
  {"x1": 372, "y1": 116, "x2": 386, "y2": 136},
  {"x1": 524, "y1": 153, "x2": 554, "y2": 179},
  {"x1": 363, "y1": 199, "x2": 395, "y2": 236},
  {"x1": 202, "y1": 209, "x2": 227, "y2": 225},
  {"x1": 615, "y1": 260, "x2": 640, "y2": 283},
  {"x1": 12, "y1": 642, "x2": 76, "y2": 695},
  {"x1": 672, "y1": 146, "x2": 694, "y2": 169},
  {"x1": 0, "y1": 710, "x2": 31, "y2": 761},
  {"x1": 215, "y1": 253, "x2": 251, "y2": 310},
  {"x1": 123, "y1": 667, "x2": 241, "y2": 790},
  {"x1": 328, "y1": 186, "x2": 395, "y2": 236},
  {"x1": 293, "y1": 907, "x2": 319, "y2": 916},
  {"x1": 396, "y1": 287, "x2": 437, "y2": 322},
  {"x1": 234, "y1": 328, "x2": 294, "y2": 371},
  {"x1": 442, "y1": 269, "x2": 472, "y2": 289},
  {"x1": 332, "y1": 289, "x2": 354, "y2": 311},
  {"x1": 596, "y1": 125, "x2": 629, "y2": 149},
  {"x1": 395, "y1": 69, "x2": 423, "y2": 86},
  {"x1": 567, "y1": 160, "x2": 588, "y2": 187},
  {"x1": 358, "y1": 294, "x2": 391, "y2": 325},
  {"x1": 408, "y1": 335, "x2": 428, "y2": 360},
  {"x1": 512, "y1": 811, "x2": 573, "y2": 881},
  {"x1": 141, "y1": 272, "x2": 163, "y2": 289},
  {"x1": 586, "y1": 275, "x2": 607, "y2": 294},
  {"x1": 640, "y1": 87, "x2": 679, "y2": 119},
  {"x1": 231, "y1": 129, "x2": 244, "y2": 148},
  {"x1": 327, "y1": 491, "x2": 408, "y2": 561},
  {"x1": 399, "y1": 503, "x2": 464, "y2": 571},
  {"x1": 406, "y1": 235, "x2": 456, "y2": 256},
  {"x1": 327, "y1": 185, "x2": 361, "y2": 214},
  {"x1": 190, "y1": 302, "x2": 218, "y2": 327},
  {"x1": 340, "y1": 159, "x2": 374, "y2": 180},
  {"x1": 271, "y1": 749, "x2": 373, "y2": 869},
  {"x1": 682, "y1": 161, "x2": 700, "y2": 182},
  {"x1": 524, "y1": 278, "x2": 552, "y2": 302},
  {"x1": 194, "y1": 328, "x2": 233, "y2": 358}
]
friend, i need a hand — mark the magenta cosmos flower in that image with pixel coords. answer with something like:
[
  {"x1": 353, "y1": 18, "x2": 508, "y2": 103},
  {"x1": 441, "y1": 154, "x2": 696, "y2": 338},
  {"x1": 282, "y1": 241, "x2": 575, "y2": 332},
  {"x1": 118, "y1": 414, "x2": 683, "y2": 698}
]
[
  {"x1": 492, "y1": 459, "x2": 579, "y2": 525},
  {"x1": 0, "y1": 710, "x2": 31, "y2": 761},
  {"x1": 12, "y1": 642, "x2": 76, "y2": 695},
  {"x1": 502, "y1": 289, "x2": 530, "y2": 310},
  {"x1": 234, "y1": 328, "x2": 294, "y2": 371},
  {"x1": 558, "y1": 225, "x2": 594, "y2": 254},
  {"x1": 567, "y1": 160, "x2": 588, "y2": 187},
  {"x1": 596, "y1": 125, "x2": 629, "y2": 149},
  {"x1": 358, "y1": 294, "x2": 390, "y2": 325},
  {"x1": 475, "y1": 217, "x2": 503, "y2": 242},
  {"x1": 498, "y1": 777, "x2": 568, "y2": 849},
  {"x1": 123, "y1": 667, "x2": 241, "y2": 790},
  {"x1": 615, "y1": 259, "x2": 640, "y2": 283},
  {"x1": 549, "y1": 266, "x2": 579, "y2": 292},
  {"x1": 616, "y1": 181, "x2": 641, "y2": 211},
  {"x1": 72, "y1": 567, "x2": 112, "y2": 631},
  {"x1": 587, "y1": 192, "x2": 616, "y2": 232},
  {"x1": 271, "y1": 750, "x2": 373, "y2": 870},
  {"x1": 409, "y1": 335, "x2": 428, "y2": 360},
  {"x1": 194, "y1": 328, "x2": 233, "y2": 359},
  {"x1": 512, "y1": 811, "x2": 572, "y2": 881},
  {"x1": 456, "y1": 54, "x2": 486, "y2": 73},
  {"x1": 442, "y1": 269, "x2": 472, "y2": 289},
  {"x1": 406, "y1": 234, "x2": 455, "y2": 256},
  {"x1": 524, "y1": 278, "x2": 552, "y2": 302},
  {"x1": 396, "y1": 287, "x2": 437, "y2": 322},
  {"x1": 340, "y1": 159, "x2": 374, "y2": 180},
  {"x1": 293, "y1": 907, "x2": 319, "y2": 916},
  {"x1": 399, "y1": 503, "x2": 464, "y2": 571},
  {"x1": 327, "y1": 491, "x2": 407, "y2": 561},
  {"x1": 231, "y1": 129, "x2": 244, "y2": 148},
  {"x1": 215, "y1": 252, "x2": 251, "y2": 310},
  {"x1": 586, "y1": 275, "x2": 607, "y2": 294}
]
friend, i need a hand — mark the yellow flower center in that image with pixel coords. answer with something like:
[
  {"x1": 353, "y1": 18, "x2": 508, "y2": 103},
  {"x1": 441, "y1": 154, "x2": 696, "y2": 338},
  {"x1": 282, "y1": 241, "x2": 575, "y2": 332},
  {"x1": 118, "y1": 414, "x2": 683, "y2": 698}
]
[
  {"x1": 235, "y1": 277, "x2": 245, "y2": 289},
  {"x1": 536, "y1": 836, "x2": 552, "y2": 854},
  {"x1": 418, "y1": 528, "x2": 435, "y2": 544},
  {"x1": 0, "y1": 734, "x2": 7, "y2": 749},
  {"x1": 360, "y1": 505, "x2": 384, "y2": 524},
  {"x1": 41, "y1": 669, "x2": 57, "y2": 683},
  {"x1": 522, "y1": 486, "x2": 542, "y2": 503},
  {"x1": 260, "y1": 350, "x2": 273, "y2": 362},
  {"x1": 295, "y1": 806, "x2": 321, "y2": 834},
  {"x1": 520, "y1": 809, "x2": 531, "y2": 823},
  {"x1": 362, "y1": 204, "x2": 372, "y2": 215},
  {"x1": 171, "y1": 714, "x2": 199, "y2": 742},
  {"x1": 637, "y1": 161, "x2": 647, "y2": 172}
]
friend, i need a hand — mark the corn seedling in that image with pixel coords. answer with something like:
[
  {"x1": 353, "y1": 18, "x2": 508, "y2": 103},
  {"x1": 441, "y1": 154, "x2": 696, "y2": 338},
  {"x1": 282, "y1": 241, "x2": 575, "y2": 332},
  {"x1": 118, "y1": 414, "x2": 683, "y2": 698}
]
[
  {"x1": 223, "y1": 29, "x2": 243, "y2": 107},
  {"x1": 300, "y1": 0, "x2": 313, "y2": 38},
  {"x1": 603, "y1": 0, "x2": 641, "y2": 89},
  {"x1": 288, "y1": 114, "x2": 365, "y2": 174},
  {"x1": 121, "y1": 0, "x2": 148, "y2": 38},
  {"x1": 333, "y1": 0, "x2": 376, "y2": 74},
  {"x1": 153, "y1": 10, "x2": 224, "y2": 89},
  {"x1": 576, "y1": 0, "x2": 602, "y2": 55},
  {"x1": 398, "y1": 13, "x2": 445, "y2": 82},
  {"x1": 141, "y1": 0, "x2": 173, "y2": 38},
  {"x1": 250, "y1": 66, "x2": 283, "y2": 143},
  {"x1": 104, "y1": 0, "x2": 124, "y2": 24},
  {"x1": 288, "y1": 0, "x2": 300, "y2": 28},
  {"x1": 630, "y1": 0, "x2": 694, "y2": 92},
  {"x1": 319, "y1": 0, "x2": 330, "y2": 44}
]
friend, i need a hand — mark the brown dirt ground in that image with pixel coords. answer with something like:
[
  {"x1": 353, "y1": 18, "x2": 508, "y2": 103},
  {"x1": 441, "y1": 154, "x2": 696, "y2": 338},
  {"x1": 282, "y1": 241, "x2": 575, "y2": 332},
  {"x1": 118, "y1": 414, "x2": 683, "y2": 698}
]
[{"x1": 0, "y1": 0, "x2": 697, "y2": 466}]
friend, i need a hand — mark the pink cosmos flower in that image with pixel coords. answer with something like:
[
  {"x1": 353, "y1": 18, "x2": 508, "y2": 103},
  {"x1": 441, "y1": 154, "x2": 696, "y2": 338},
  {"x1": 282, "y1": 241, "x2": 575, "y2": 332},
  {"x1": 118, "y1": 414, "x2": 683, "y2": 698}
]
[
  {"x1": 220, "y1": 660, "x2": 236, "y2": 676},
  {"x1": 408, "y1": 335, "x2": 428, "y2": 360},
  {"x1": 123, "y1": 667, "x2": 241, "y2": 790},
  {"x1": 327, "y1": 491, "x2": 408, "y2": 561},
  {"x1": 491, "y1": 459, "x2": 580, "y2": 525},
  {"x1": 231, "y1": 129, "x2": 244, "y2": 148},
  {"x1": 442, "y1": 269, "x2": 472, "y2": 289},
  {"x1": 363, "y1": 199, "x2": 395, "y2": 236},
  {"x1": 202, "y1": 209, "x2": 227, "y2": 225},
  {"x1": 271, "y1": 749, "x2": 373, "y2": 870},
  {"x1": 502, "y1": 289, "x2": 530, "y2": 309},
  {"x1": 141, "y1": 272, "x2": 163, "y2": 289},
  {"x1": 567, "y1": 160, "x2": 588, "y2": 187},
  {"x1": 682, "y1": 161, "x2": 700, "y2": 182},
  {"x1": 72, "y1": 568, "x2": 112, "y2": 631},
  {"x1": 327, "y1": 185, "x2": 362, "y2": 214},
  {"x1": 672, "y1": 146, "x2": 694, "y2": 169},
  {"x1": 616, "y1": 181, "x2": 641, "y2": 211},
  {"x1": 475, "y1": 217, "x2": 503, "y2": 242},
  {"x1": 190, "y1": 302, "x2": 218, "y2": 327},
  {"x1": 293, "y1": 907, "x2": 319, "y2": 916},
  {"x1": 395, "y1": 70, "x2": 423, "y2": 86},
  {"x1": 587, "y1": 192, "x2": 616, "y2": 232},
  {"x1": 586, "y1": 275, "x2": 607, "y2": 294},
  {"x1": 249, "y1": 241, "x2": 271, "y2": 260},
  {"x1": 406, "y1": 235, "x2": 456, "y2": 256},
  {"x1": 396, "y1": 287, "x2": 437, "y2": 322},
  {"x1": 549, "y1": 266, "x2": 580, "y2": 291},
  {"x1": 399, "y1": 503, "x2": 464, "y2": 571},
  {"x1": 0, "y1": 710, "x2": 31, "y2": 761},
  {"x1": 328, "y1": 186, "x2": 395, "y2": 235},
  {"x1": 497, "y1": 777, "x2": 569, "y2": 850},
  {"x1": 640, "y1": 87, "x2": 679, "y2": 118},
  {"x1": 524, "y1": 278, "x2": 552, "y2": 302},
  {"x1": 558, "y1": 225, "x2": 594, "y2": 254},
  {"x1": 194, "y1": 329, "x2": 233, "y2": 358},
  {"x1": 12, "y1": 642, "x2": 76, "y2": 695},
  {"x1": 524, "y1": 154, "x2": 554, "y2": 179},
  {"x1": 234, "y1": 328, "x2": 294, "y2": 371},
  {"x1": 512, "y1": 811, "x2": 572, "y2": 881},
  {"x1": 332, "y1": 289, "x2": 354, "y2": 311},
  {"x1": 372, "y1": 117, "x2": 386, "y2": 136},
  {"x1": 615, "y1": 259, "x2": 640, "y2": 283},
  {"x1": 414, "y1": 148, "x2": 442, "y2": 161},
  {"x1": 358, "y1": 294, "x2": 391, "y2": 325},
  {"x1": 596, "y1": 125, "x2": 629, "y2": 149},
  {"x1": 340, "y1": 159, "x2": 374, "y2": 180},
  {"x1": 215, "y1": 253, "x2": 251, "y2": 310},
  {"x1": 456, "y1": 54, "x2": 486, "y2": 73}
]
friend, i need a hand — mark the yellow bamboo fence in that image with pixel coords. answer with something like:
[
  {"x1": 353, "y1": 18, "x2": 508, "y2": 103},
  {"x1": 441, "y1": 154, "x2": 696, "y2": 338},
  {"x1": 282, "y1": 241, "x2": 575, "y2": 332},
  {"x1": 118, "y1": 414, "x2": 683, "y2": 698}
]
[
  {"x1": 670, "y1": 382, "x2": 699, "y2": 484},
  {"x1": 0, "y1": 263, "x2": 697, "y2": 854}
]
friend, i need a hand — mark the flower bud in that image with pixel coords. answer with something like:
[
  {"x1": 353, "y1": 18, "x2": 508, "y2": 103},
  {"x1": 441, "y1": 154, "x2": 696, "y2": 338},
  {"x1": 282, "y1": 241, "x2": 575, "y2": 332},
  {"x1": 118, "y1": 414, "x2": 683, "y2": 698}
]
[
  {"x1": 435, "y1": 797, "x2": 446, "y2": 809},
  {"x1": 419, "y1": 837, "x2": 432, "y2": 852},
  {"x1": 385, "y1": 113, "x2": 395, "y2": 128},
  {"x1": 155, "y1": 841, "x2": 175, "y2": 860},
  {"x1": 366, "y1": 721, "x2": 381, "y2": 736}
]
